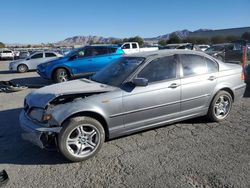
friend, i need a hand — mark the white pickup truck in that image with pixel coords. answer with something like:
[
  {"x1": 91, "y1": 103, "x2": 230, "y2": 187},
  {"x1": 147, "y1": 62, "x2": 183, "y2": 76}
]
[{"x1": 119, "y1": 42, "x2": 158, "y2": 54}]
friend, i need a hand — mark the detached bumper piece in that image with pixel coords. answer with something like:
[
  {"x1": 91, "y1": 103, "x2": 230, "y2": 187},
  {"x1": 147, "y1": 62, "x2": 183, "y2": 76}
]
[{"x1": 0, "y1": 170, "x2": 9, "y2": 187}]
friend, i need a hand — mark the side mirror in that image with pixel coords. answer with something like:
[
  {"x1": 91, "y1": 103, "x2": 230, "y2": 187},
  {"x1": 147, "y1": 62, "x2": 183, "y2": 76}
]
[
  {"x1": 132, "y1": 78, "x2": 148, "y2": 86},
  {"x1": 26, "y1": 57, "x2": 30, "y2": 60},
  {"x1": 69, "y1": 55, "x2": 77, "y2": 61}
]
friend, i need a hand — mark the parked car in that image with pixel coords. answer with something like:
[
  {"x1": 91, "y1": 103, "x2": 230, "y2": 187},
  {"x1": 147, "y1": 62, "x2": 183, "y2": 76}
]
[
  {"x1": 9, "y1": 51, "x2": 62, "y2": 73},
  {"x1": 20, "y1": 50, "x2": 246, "y2": 162},
  {"x1": 205, "y1": 42, "x2": 250, "y2": 63},
  {"x1": 18, "y1": 51, "x2": 30, "y2": 59},
  {"x1": 37, "y1": 45, "x2": 124, "y2": 83},
  {"x1": 118, "y1": 42, "x2": 158, "y2": 54},
  {"x1": 0, "y1": 50, "x2": 14, "y2": 60},
  {"x1": 160, "y1": 43, "x2": 201, "y2": 51},
  {"x1": 198, "y1": 44, "x2": 210, "y2": 51}
]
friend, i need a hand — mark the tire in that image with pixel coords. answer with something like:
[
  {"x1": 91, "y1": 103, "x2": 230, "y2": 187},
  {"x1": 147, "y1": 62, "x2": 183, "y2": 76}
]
[
  {"x1": 216, "y1": 55, "x2": 224, "y2": 62},
  {"x1": 207, "y1": 91, "x2": 233, "y2": 122},
  {"x1": 53, "y1": 68, "x2": 70, "y2": 83},
  {"x1": 58, "y1": 116, "x2": 105, "y2": 162},
  {"x1": 17, "y1": 64, "x2": 28, "y2": 73}
]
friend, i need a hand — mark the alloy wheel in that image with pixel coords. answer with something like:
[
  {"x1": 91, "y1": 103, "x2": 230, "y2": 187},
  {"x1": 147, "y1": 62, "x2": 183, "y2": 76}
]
[{"x1": 66, "y1": 124, "x2": 100, "y2": 157}]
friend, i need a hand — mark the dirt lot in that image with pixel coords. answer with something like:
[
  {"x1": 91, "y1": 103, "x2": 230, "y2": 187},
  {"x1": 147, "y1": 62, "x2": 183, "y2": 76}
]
[{"x1": 0, "y1": 60, "x2": 250, "y2": 188}]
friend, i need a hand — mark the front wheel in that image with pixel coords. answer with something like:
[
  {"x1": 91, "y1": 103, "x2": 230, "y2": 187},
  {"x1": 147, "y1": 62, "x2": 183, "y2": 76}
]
[
  {"x1": 17, "y1": 64, "x2": 28, "y2": 73},
  {"x1": 53, "y1": 68, "x2": 70, "y2": 83},
  {"x1": 58, "y1": 116, "x2": 105, "y2": 162},
  {"x1": 207, "y1": 91, "x2": 233, "y2": 122}
]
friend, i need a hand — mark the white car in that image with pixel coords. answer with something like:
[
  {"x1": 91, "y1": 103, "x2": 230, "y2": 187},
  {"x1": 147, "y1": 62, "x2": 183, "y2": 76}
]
[
  {"x1": 0, "y1": 50, "x2": 14, "y2": 60},
  {"x1": 120, "y1": 42, "x2": 158, "y2": 54},
  {"x1": 9, "y1": 51, "x2": 62, "y2": 73}
]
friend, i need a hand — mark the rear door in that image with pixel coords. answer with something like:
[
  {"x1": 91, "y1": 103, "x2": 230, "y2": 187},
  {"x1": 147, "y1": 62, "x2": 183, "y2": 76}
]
[
  {"x1": 45, "y1": 52, "x2": 58, "y2": 61},
  {"x1": 179, "y1": 54, "x2": 218, "y2": 116},
  {"x1": 131, "y1": 43, "x2": 140, "y2": 53},
  {"x1": 28, "y1": 52, "x2": 44, "y2": 70}
]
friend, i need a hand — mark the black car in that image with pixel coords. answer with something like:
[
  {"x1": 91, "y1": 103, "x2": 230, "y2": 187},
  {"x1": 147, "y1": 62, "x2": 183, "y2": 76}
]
[{"x1": 205, "y1": 41, "x2": 250, "y2": 63}]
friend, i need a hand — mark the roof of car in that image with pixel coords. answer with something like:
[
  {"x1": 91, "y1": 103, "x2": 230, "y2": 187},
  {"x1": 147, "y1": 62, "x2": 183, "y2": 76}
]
[{"x1": 126, "y1": 49, "x2": 207, "y2": 58}]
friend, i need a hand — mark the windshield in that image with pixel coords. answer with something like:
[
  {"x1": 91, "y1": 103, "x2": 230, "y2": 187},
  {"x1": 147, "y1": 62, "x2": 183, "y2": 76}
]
[{"x1": 91, "y1": 57, "x2": 145, "y2": 87}]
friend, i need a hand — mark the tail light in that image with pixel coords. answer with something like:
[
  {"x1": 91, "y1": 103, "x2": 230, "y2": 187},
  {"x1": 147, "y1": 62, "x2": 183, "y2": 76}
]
[
  {"x1": 241, "y1": 70, "x2": 245, "y2": 80},
  {"x1": 241, "y1": 65, "x2": 245, "y2": 81}
]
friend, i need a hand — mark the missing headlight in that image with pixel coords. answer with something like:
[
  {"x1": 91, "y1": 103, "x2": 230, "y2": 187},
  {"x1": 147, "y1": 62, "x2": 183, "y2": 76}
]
[{"x1": 28, "y1": 108, "x2": 45, "y2": 122}]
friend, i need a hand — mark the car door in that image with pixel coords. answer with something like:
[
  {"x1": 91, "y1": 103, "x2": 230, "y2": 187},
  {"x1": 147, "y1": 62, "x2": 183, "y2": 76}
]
[
  {"x1": 90, "y1": 47, "x2": 115, "y2": 72},
  {"x1": 122, "y1": 55, "x2": 181, "y2": 131},
  {"x1": 121, "y1": 43, "x2": 131, "y2": 54},
  {"x1": 27, "y1": 52, "x2": 44, "y2": 70},
  {"x1": 131, "y1": 43, "x2": 140, "y2": 53},
  {"x1": 68, "y1": 47, "x2": 96, "y2": 76},
  {"x1": 179, "y1": 54, "x2": 218, "y2": 116}
]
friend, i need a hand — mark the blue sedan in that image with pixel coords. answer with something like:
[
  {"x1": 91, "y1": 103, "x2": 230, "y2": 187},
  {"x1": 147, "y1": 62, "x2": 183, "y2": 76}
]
[{"x1": 37, "y1": 45, "x2": 124, "y2": 83}]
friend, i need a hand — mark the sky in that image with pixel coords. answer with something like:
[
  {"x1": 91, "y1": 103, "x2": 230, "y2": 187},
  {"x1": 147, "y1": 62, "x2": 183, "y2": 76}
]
[{"x1": 1, "y1": 0, "x2": 250, "y2": 44}]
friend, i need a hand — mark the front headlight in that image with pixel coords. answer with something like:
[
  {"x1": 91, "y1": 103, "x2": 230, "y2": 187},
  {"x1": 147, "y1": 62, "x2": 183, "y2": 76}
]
[{"x1": 28, "y1": 108, "x2": 45, "y2": 122}]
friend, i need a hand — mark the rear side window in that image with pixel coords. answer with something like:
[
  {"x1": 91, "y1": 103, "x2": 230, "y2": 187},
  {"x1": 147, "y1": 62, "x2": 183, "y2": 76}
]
[
  {"x1": 132, "y1": 43, "x2": 137, "y2": 49},
  {"x1": 205, "y1": 57, "x2": 218, "y2": 73},
  {"x1": 138, "y1": 55, "x2": 177, "y2": 83},
  {"x1": 179, "y1": 54, "x2": 207, "y2": 77},
  {"x1": 45, "y1": 53, "x2": 56, "y2": 57},
  {"x1": 31, "y1": 53, "x2": 43, "y2": 59}
]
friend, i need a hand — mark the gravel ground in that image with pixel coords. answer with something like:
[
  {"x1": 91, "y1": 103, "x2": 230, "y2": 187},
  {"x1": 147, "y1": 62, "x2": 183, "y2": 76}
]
[{"x1": 0, "y1": 60, "x2": 250, "y2": 188}]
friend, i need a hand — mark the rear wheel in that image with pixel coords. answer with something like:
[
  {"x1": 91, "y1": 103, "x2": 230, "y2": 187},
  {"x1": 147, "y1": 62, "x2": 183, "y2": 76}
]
[
  {"x1": 17, "y1": 64, "x2": 28, "y2": 73},
  {"x1": 207, "y1": 91, "x2": 232, "y2": 122},
  {"x1": 58, "y1": 116, "x2": 105, "y2": 162},
  {"x1": 53, "y1": 68, "x2": 70, "y2": 83}
]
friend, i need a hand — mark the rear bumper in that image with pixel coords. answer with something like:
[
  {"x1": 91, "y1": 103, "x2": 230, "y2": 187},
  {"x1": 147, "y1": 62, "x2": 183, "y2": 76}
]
[{"x1": 19, "y1": 110, "x2": 61, "y2": 148}]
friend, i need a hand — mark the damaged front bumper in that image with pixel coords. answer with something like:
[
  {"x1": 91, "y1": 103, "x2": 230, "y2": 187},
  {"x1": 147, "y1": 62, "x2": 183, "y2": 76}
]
[{"x1": 19, "y1": 110, "x2": 62, "y2": 149}]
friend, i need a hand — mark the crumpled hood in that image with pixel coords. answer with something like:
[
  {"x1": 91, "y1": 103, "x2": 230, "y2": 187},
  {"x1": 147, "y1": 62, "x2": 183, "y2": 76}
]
[{"x1": 25, "y1": 79, "x2": 115, "y2": 108}]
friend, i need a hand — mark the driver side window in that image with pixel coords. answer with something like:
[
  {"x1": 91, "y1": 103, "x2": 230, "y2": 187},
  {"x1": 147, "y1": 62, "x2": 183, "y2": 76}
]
[{"x1": 138, "y1": 55, "x2": 177, "y2": 83}]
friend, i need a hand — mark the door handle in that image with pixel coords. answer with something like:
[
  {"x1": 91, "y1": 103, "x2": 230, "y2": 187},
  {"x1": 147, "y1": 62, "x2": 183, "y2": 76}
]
[
  {"x1": 168, "y1": 83, "x2": 180, "y2": 88},
  {"x1": 108, "y1": 57, "x2": 113, "y2": 59},
  {"x1": 88, "y1": 59, "x2": 92, "y2": 61},
  {"x1": 208, "y1": 76, "x2": 217, "y2": 81}
]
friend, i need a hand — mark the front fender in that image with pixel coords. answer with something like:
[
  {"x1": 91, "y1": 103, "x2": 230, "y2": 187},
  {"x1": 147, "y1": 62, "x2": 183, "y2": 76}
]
[{"x1": 50, "y1": 100, "x2": 108, "y2": 126}]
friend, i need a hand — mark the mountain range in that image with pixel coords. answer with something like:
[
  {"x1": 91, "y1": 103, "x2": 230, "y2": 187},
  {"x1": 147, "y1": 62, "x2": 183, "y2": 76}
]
[
  {"x1": 7, "y1": 27, "x2": 250, "y2": 47},
  {"x1": 55, "y1": 29, "x2": 201, "y2": 46},
  {"x1": 55, "y1": 27, "x2": 250, "y2": 46}
]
